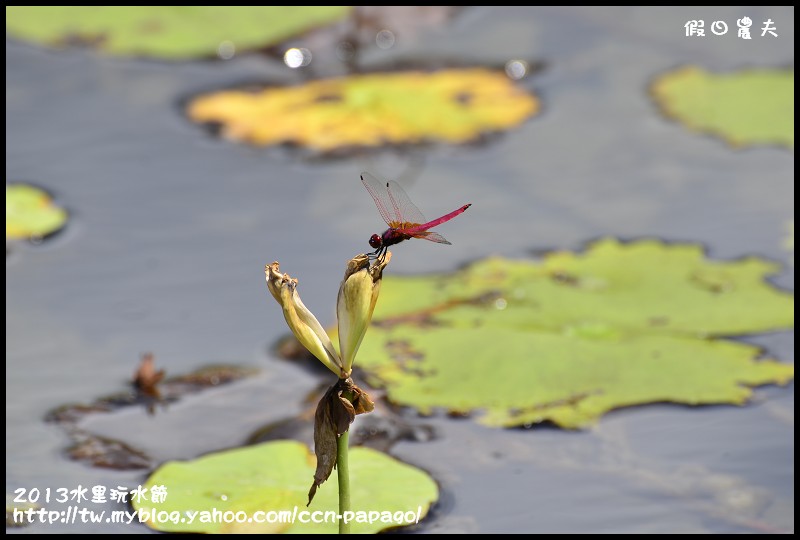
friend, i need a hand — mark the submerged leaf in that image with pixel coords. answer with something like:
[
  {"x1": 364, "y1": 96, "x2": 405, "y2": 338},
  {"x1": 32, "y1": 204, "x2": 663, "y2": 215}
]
[
  {"x1": 187, "y1": 69, "x2": 539, "y2": 152},
  {"x1": 5, "y1": 6, "x2": 352, "y2": 59},
  {"x1": 134, "y1": 440, "x2": 438, "y2": 533},
  {"x1": 6, "y1": 184, "x2": 68, "y2": 240},
  {"x1": 346, "y1": 238, "x2": 794, "y2": 428},
  {"x1": 66, "y1": 433, "x2": 151, "y2": 470},
  {"x1": 650, "y1": 66, "x2": 794, "y2": 148}
]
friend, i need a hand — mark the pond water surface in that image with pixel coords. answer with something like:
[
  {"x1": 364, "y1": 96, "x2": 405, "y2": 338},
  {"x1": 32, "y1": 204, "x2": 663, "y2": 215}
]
[{"x1": 6, "y1": 6, "x2": 793, "y2": 534}]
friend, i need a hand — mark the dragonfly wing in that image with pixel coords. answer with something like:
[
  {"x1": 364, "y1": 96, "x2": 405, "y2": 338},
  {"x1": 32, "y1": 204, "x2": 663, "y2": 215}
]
[
  {"x1": 385, "y1": 179, "x2": 428, "y2": 226},
  {"x1": 360, "y1": 172, "x2": 396, "y2": 225},
  {"x1": 414, "y1": 231, "x2": 451, "y2": 244}
]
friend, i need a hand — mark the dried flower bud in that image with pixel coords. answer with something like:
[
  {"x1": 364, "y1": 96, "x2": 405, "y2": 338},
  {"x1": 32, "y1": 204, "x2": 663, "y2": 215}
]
[
  {"x1": 337, "y1": 252, "x2": 391, "y2": 375},
  {"x1": 265, "y1": 262, "x2": 343, "y2": 377}
]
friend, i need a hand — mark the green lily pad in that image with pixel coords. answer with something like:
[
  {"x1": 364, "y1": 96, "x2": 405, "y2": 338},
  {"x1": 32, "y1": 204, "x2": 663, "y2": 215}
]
[
  {"x1": 5, "y1": 6, "x2": 351, "y2": 59},
  {"x1": 133, "y1": 440, "x2": 438, "y2": 533},
  {"x1": 650, "y1": 66, "x2": 794, "y2": 148},
  {"x1": 187, "y1": 68, "x2": 540, "y2": 152},
  {"x1": 349, "y1": 238, "x2": 794, "y2": 428},
  {"x1": 6, "y1": 184, "x2": 68, "y2": 240}
]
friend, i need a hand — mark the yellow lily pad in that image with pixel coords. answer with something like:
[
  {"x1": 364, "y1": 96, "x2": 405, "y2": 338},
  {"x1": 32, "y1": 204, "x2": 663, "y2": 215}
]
[
  {"x1": 650, "y1": 66, "x2": 794, "y2": 148},
  {"x1": 6, "y1": 184, "x2": 68, "y2": 241},
  {"x1": 187, "y1": 69, "x2": 540, "y2": 152},
  {"x1": 5, "y1": 6, "x2": 351, "y2": 59},
  {"x1": 339, "y1": 238, "x2": 793, "y2": 429},
  {"x1": 6, "y1": 496, "x2": 40, "y2": 528},
  {"x1": 133, "y1": 440, "x2": 438, "y2": 534}
]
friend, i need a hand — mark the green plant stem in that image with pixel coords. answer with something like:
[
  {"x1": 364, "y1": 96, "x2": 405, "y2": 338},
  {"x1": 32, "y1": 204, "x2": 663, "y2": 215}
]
[{"x1": 337, "y1": 430, "x2": 351, "y2": 534}]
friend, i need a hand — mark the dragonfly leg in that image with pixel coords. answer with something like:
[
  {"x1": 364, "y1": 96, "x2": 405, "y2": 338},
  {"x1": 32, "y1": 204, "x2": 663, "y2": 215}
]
[{"x1": 367, "y1": 245, "x2": 387, "y2": 260}]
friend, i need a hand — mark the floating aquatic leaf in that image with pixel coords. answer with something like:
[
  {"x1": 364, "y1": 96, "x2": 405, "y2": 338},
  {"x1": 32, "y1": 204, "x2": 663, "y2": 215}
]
[
  {"x1": 5, "y1": 6, "x2": 351, "y2": 59},
  {"x1": 650, "y1": 66, "x2": 794, "y2": 148},
  {"x1": 344, "y1": 238, "x2": 794, "y2": 428},
  {"x1": 6, "y1": 496, "x2": 39, "y2": 528},
  {"x1": 134, "y1": 440, "x2": 438, "y2": 533},
  {"x1": 187, "y1": 69, "x2": 539, "y2": 153},
  {"x1": 6, "y1": 184, "x2": 68, "y2": 241}
]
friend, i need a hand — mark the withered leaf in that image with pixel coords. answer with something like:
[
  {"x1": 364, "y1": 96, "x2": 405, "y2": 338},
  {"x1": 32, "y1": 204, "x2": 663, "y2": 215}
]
[
  {"x1": 132, "y1": 352, "x2": 166, "y2": 415},
  {"x1": 335, "y1": 393, "x2": 356, "y2": 435},
  {"x1": 133, "y1": 352, "x2": 166, "y2": 396},
  {"x1": 308, "y1": 383, "x2": 341, "y2": 506},
  {"x1": 308, "y1": 378, "x2": 375, "y2": 506},
  {"x1": 349, "y1": 383, "x2": 375, "y2": 415},
  {"x1": 133, "y1": 353, "x2": 164, "y2": 415}
]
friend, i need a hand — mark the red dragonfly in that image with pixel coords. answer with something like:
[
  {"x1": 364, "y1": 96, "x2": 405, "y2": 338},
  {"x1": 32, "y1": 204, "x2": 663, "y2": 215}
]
[{"x1": 360, "y1": 172, "x2": 471, "y2": 257}]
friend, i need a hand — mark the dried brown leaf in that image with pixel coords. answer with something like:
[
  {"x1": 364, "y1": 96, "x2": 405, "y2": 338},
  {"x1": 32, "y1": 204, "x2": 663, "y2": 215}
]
[{"x1": 307, "y1": 378, "x2": 375, "y2": 505}]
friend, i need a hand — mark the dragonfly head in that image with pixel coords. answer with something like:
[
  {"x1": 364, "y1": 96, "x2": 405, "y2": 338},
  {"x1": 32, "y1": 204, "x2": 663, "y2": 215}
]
[{"x1": 369, "y1": 234, "x2": 383, "y2": 249}]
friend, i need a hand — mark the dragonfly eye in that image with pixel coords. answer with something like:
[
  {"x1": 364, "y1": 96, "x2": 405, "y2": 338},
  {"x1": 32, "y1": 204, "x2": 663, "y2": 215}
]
[{"x1": 369, "y1": 234, "x2": 382, "y2": 249}]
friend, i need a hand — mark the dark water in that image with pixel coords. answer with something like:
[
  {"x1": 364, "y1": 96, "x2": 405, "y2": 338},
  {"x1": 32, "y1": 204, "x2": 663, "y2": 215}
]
[{"x1": 6, "y1": 6, "x2": 793, "y2": 534}]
